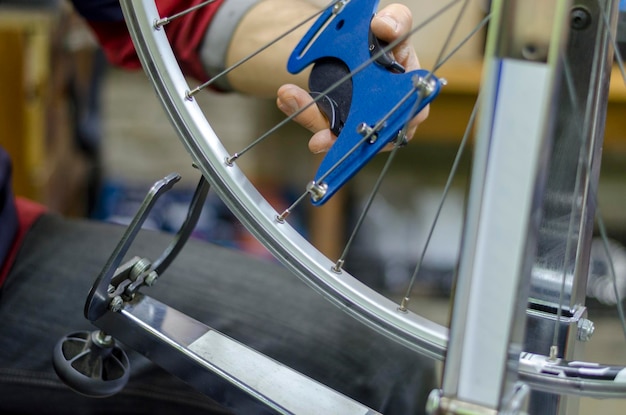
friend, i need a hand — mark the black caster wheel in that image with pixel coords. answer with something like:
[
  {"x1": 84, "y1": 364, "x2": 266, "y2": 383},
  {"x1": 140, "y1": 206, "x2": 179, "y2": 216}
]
[{"x1": 52, "y1": 330, "x2": 130, "y2": 397}]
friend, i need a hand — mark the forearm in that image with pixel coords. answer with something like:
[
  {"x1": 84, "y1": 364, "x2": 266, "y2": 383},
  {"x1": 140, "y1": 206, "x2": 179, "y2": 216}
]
[
  {"x1": 72, "y1": 0, "x2": 315, "y2": 96},
  {"x1": 222, "y1": 0, "x2": 318, "y2": 97}
]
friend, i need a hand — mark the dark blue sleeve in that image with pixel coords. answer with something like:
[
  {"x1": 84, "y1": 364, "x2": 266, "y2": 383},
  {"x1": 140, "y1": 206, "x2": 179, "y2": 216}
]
[
  {"x1": 0, "y1": 147, "x2": 18, "y2": 272},
  {"x1": 70, "y1": 0, "x2": 124, "y2": 22}
]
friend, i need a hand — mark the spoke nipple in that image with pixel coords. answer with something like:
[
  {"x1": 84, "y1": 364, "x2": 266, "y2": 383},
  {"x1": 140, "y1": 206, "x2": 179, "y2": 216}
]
[
  {"x1": 548, "y1": 345, "x2": 559, "y2": 362},
  {"x1": 397, "y1": 297, "x2": 410, "y2": 313},
  {"x1": 225, "y1": 154, "x2": 238, "y2": 166},
  {"x1": 153, "y1": 18, "x2": 166, "y2": 30},
  {"x1": 332, "y1": 259, "x2": 345, "y2": 274},
  {"x1": 276, "y1": 210, "x2": 290, "y2": 223},
  {"x1": 185, "y1": 90, "x2": 195, "y2": 101},
  {"x1": 440, "y1": 78, "x2": 448, "y2": 86}
]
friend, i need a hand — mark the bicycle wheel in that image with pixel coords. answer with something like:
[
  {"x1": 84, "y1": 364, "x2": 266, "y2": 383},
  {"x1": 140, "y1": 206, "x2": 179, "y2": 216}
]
[
  {"x1": 121, "y1": 0, "x2": 453, "y2": 360},
  {"x1": 118, "y1": 0, "x2": 626, "y2": 411}
]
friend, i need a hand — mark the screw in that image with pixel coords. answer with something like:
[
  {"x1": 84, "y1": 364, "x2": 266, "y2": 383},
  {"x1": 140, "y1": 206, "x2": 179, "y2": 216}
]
[
  {"x1": 109, "y1": 296, "x2": 124, "y2": 313},
  {"x1": 571, "y1": 7, "x2": 591, "y2": 31},
  {"x1": 357, "y1": 123, "x2": 378, "y2": 143},
  {"x1": 306, "y1": 181, "x2": 328, "y2": 202}
]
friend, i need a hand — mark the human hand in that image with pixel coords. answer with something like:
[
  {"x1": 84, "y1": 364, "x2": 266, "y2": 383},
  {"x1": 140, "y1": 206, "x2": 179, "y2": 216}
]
[{"x1": 276, "y1": 3, "x2": 428, "y2": 154}]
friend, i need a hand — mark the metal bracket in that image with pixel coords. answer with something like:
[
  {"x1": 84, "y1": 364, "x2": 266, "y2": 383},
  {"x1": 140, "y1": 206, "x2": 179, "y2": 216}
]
[{"x1": 84, "y1": 174, "x2": 210, "y2": 321}]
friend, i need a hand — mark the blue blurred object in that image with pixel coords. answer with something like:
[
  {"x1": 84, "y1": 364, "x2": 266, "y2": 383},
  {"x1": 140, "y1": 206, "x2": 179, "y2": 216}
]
[{"x1": 92, "y1": 180, "x2": 306, "y2": 259}]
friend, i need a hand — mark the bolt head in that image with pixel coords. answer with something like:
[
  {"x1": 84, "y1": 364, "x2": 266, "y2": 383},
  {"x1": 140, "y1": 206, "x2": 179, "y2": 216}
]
[
  {"x1": 109, "y1": 296, "x2": 124, "y2": 313},
  {"x1": 144, "y1": 271, "x2": 159, "y2": 287},
  {"x1": 571, "y1": 7, "x2": 592, "y2": 31}
]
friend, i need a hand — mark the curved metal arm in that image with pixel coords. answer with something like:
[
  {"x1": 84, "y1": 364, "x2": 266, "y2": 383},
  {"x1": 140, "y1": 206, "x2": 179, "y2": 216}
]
[{"x1": 85, "y1": 174, "x2": 210, "y2": 321}]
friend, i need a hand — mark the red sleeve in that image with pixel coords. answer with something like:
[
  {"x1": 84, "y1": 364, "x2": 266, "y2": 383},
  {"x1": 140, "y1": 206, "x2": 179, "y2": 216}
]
[
  {"x1": 0, "y1": 198, "x2": 47, "y2": 286},
  {"x1": 87, "y1": 0, "x2": 225, "y2": 83}
]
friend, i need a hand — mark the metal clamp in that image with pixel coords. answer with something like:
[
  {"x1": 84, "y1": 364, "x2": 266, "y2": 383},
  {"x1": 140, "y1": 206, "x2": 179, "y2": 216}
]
[{"x1": 84, "y1": 173, "x2": 210, "y2": 321}]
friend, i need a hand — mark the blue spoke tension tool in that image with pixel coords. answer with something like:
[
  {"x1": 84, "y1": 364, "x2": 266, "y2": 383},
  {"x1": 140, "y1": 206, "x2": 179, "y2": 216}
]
[{"x1": 287, "y1": 0, "x2": 443, "y2": 205}]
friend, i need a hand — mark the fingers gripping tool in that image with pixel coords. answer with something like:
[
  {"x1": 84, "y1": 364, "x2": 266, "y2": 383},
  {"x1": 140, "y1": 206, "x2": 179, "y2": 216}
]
[{"x1": 287, "y1": 0, "x2": 442, "y2": 205}]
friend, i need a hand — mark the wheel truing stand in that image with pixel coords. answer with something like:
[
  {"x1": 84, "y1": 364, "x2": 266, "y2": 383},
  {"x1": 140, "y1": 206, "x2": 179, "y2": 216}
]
[
  {"x1": 428, "y1": 0, "x2": 622, "y2": 414},
  {"x1": 52, "y1": 172, "x2": 382, "y2": 413}
]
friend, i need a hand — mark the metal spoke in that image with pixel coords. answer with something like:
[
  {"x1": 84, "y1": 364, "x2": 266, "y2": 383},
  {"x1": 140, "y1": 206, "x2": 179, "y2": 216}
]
[
  {"x1": 548, "y1": 0, "x2": 623, "y2": 358},
  {"x1": 276, "y1": 84, "x2": 419, "y2": 221},
  {"x1": 276, "y1": 134, "x2": 373, "y2": 221},
  {"x1": 332, "y1": 130, "x2": 408, "y2": 274},
  {"x1": 597, "y1": 0, "x2": 626, "y2": 85},
  {"x1": 226, "y1": 0, "x2": 462, "y2": 163},
  {"x1": 587, "y1": 0, "x2": 626, "y2": 344},
  {"x1": 317, "y1": 84, "x2": 420, "y2": 184},
  {"x1": 433, "y1": 13, "x2": 492, "y2": 72},
  {"x1": 399, "y1": 97, "x2": 478, "y2": 311},
  {"x1": 155, "y1": 0, "x2": 218, "y2": 28},
  {"x1": 276, "y1": 191, "x2": 310, "y2": 222},
  {"x1": 281, "y1": 2, "x2": 490, "y2": 273},
  {"x1": 330, "y1": 5, "x2": 491, "y2": 279},
  {"x1": 430, "y1": 0, "x2": 472, "y2": 73},
  {"x1": 119, "y1": 0, "x2": 626, "y2": 403},
  {"x1": 596, "y1": 211, "x2": 626, "y2": 343},
  {"x1": 187, "y1": 2, "x2": 339, "y2": 97},
  {"x1": 548, "y1": 51, "x2": 589, "y2": 357}
]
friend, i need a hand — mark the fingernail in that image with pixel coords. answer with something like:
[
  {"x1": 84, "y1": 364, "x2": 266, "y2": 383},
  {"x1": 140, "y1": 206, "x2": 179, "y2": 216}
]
[
  {"x1": 377, "y1": 14, "x2": 398, "y2": 32},
  {"x1": 312, "y1": 146, "x2": 330, "y2": 154},
  {"x1": 277, "y1": 97, "x2": 298, "y2": 114}
]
